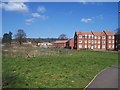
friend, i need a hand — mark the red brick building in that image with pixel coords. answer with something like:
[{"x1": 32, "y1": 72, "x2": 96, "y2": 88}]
[
  {"x1": 66, "y1": 38, "x2": 74, "y2": 49},
  {"x1": 92, "y1": 31, "x2": 106, "y2": 50},
  {"x1": 74, "y1": 30, "x2": 115, "y2": 50},
  {"x1": 53, "y1": 40, "x2": 68, "y2": 48},
  {"x1": 115, "y1": 33, "x2": 120, "y2": 51},
  {"x1": 74, "y1": 32, "x2": 93, "y2": 50},
  {"x1": 103, "y1": 30, "x2": 115, "y2": 50}
]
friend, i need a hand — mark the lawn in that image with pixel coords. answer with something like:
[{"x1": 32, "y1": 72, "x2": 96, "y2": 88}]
[{"x1": 2, "y1": 47, "x2": 118, "y2": 88}]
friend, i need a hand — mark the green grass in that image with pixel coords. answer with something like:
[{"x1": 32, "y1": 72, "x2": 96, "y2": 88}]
[{"x1": 2, "y1": 49, "x2": 118, "y2": 88}]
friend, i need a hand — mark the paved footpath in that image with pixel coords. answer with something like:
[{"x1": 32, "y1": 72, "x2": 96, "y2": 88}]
[{"x1": 85, "y1": 65, "x2": 119, "y2": 89}]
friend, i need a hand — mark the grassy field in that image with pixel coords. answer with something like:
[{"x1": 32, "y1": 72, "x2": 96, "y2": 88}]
[{"x1": 2, "y1": 47, "x2": 118, "y2": 88}]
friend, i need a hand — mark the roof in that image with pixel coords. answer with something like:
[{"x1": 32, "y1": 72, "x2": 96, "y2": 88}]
[
  {"x1": 54, "y1": 40, "x2": 68, "y2": 44},
  {"x1": 75, "y1": 32, "x2": 92, "y2": 36},
  {"x1": 92, "y1": 31, "x2": 105, "y2": 36},
  {"x1": 103, "y1": 30, "x2": 115, "y2": 36}
]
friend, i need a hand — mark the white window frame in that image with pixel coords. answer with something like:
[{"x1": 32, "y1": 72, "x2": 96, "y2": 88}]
[
  {"x1": 109, "y1": 36, "x2": 111, "y2": 39},
  {"x1": 112, "y1": 36, "x2": 114, "y2": 39},
  {"x1": 94, "y1": 40, "x2": 97, "y2": 44},
  {"x1": 109, "y1": 45, "x2": 111, "y2": 48},
  {"x1": 88, "y1": 40, "x2": 91, "y2": 43},
  {"x1": 98, "y1": 36, "x2": 100, "y2": 39},
  {"x1": 112, "y1": 45, "x2": 114, "y2": 48},
  {"x1": 94, "y1": 45, "x2": 96, "y2": 48},
  {"x1": 102, "y1": 41, "x2": 105, "y2": 44},
  {"x1": 112, "y1": 40, "x2": 114, "y2": 43},
  {"x1": 109, "y1": 40, "x2": 111, "y2": 43},
  {"x1": 102, "y1": 45, "x2": 105, "y2": 48},
  {"x1": 102, "y1": 36, "x2": 105, "y2": 39},
  {"x1": 79, "y1": 35, "x2": 82, "y2": 38},
  {"x1": 94, "y1": 36, "x2": 97, "y2": 39},
  {"x1": 85, "y1": 35, "x2": 87, "y2": 38},
  {"x1": 85, "y1": 40, "x2": 87, "y2": 43},
  {"x1": 79, "y1": 44, "x2": 82, "y2": 48},
  {"x1": 98, "y1": 45, "x2": 100, "y2": 48},
  {"x1": 88, "y1": 35, "x2": 91, "y2": 38},
  {"x1": 98, "y1": 41, "x2": 100, "y2": 44},
  {"x1": 85, "y1": 45, "x2": 87, "y2": 48},
  {"x1": 79, "y1": 40, "x2": 82, "y2": 43},
  {"x1": 92, "y1": 35, "x2": 94, "y2": 38}
]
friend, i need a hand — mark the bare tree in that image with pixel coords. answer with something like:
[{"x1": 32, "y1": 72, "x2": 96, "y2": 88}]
[
  {"x1": 58, "y1": 34, "x2": 67, "y2": 39},
  {"x1": 15, "y1": 29, "x2": 26, "y2": 45}
]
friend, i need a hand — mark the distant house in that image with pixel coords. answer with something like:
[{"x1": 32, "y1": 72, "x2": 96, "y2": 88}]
[
  {"x1": 53, "y1": 40, "x2": 68, "y2": 48},
  {"x1": 23, "y1": 41, "x2": 32, "y2": 45},
  {"x1": 66, "y1": 38, "x2": 74, "y2": 49},
  {"x1": 37, "y1": 42, "x2": 53, "y2": 48}
]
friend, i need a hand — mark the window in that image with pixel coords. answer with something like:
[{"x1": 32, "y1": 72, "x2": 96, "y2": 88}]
[
  {"x1": 88, "y1": 40, "x2": 91, "y2": 43},
  {"x1": 112, "y1": 36, "x2": 114, "y2": 39},
  {"x1": 102, "y1": 45, "x2": 105, "y2": 48},
  {"x1": 112, "y1": 40, "x2": 114, "y2": 43},
  {"x1": 79, "y1": 40, "x2": 82, "y2": 43},
  {"x1": 94, "y1": 36, "x2": 97, "y2": 39},
  {"x1": 98, "y1": 36, "x2": 100, "y2": 39},
  {"x1": 94, "y1": 45, "x2": 96, "y2": 48},
  {"x1": 88, "y1": 35, "x2": 91, "y2": 38},
  {"x1": 85, "y1": 45, "x2": 87, "y2": 48},
  {"x1": 98, "y1": 41, "x2": 100, "y2": 44},
  {"x1": 85, "y1": 40, "x2": 87, "y2": 43},
  {"x1": 79, "y1": 35, "x2": 82, "y2": 38},
  {"x1": 109, "y1": 45, "x2": 111, "y2": 48},
  {"x1": 109, "y1": 40, "x2": 111, "y2": 43},
  {"x1": 88, "y1": 45, "x2": 91, "y2": 48},
  {"x1": 102, "y1": 41, "x2": 105, "y2": 44},
  {"x1": 79, "y1": 44, "x2": 82, "y2": 48},
  {"x1": 102, "y1": 36, "x2": 105, "y2": 39},
  {"x1": 94, "y1": 40, "x2": 97, "y2": 44},
  {"x1": 98, "y1": 45, "x2": 100, "y2": 48},
  {"x1": 85, "y1": 35, "x2": 87, "y2": 38},
  {"x1": 92, "y1": 35, "x2": 94, "y2": 38},
  {"x1": 112, "y1": 45, "x2": 114, "y2": 48},
  {"x1": 109, "y1": 36, "x2": 111, "y2": 39},
  {"x1": 92, "y1": 40, "x2": 94, "y2": 44}
]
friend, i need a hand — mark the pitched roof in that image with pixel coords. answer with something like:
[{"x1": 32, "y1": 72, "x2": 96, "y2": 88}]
[
  {"x1": 75, "y1": 32, "x2": 92, "y2": 36},
  {"x1": 103, "y1": 30, "x2": 115, "y2": 35},
  {"x1": 54, "y1": 40, "x2": 68, "y2": 44},
  {"x1": 92, "y1": 31, "x2": 105, "y2": 36}
]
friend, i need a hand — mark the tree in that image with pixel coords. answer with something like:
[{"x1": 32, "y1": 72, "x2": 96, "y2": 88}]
[
  {"x1": 2, "y1": 32, "x2": 12, "y2": 44},
  {"x1": 15, "y1": 29, "x2": 26, "y2": 45},
  {"x1": 58, "y1": 34, "x2": 67, "y2": 39}
]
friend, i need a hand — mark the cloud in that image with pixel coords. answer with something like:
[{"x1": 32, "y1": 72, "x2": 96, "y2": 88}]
[
  {"x1": 25, "y1": 18, "x2": 34, "y2": 25},
  {"x1": 31, "y1": 13, "x2": 40, "y2": 18},
  {"x1": 31, "y1": 13, "x2": 48, "y2": 20},
  {"x1": 37, "y1": 6, "x2": 46, "y2": 13},
  {"x1": 81, "y1": 15, "x2": 103, "y2": 23},
  {"x1": 1, "y1": 2, "x2": 29, "y2": 12},
  {"x1": 81, "y1": 18, "x2": 93, "y2": 23}
]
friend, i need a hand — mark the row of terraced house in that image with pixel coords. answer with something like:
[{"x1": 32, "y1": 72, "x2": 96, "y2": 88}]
[{"x1": 53, "y1": 30, "x2": 120, "y2": 51}]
